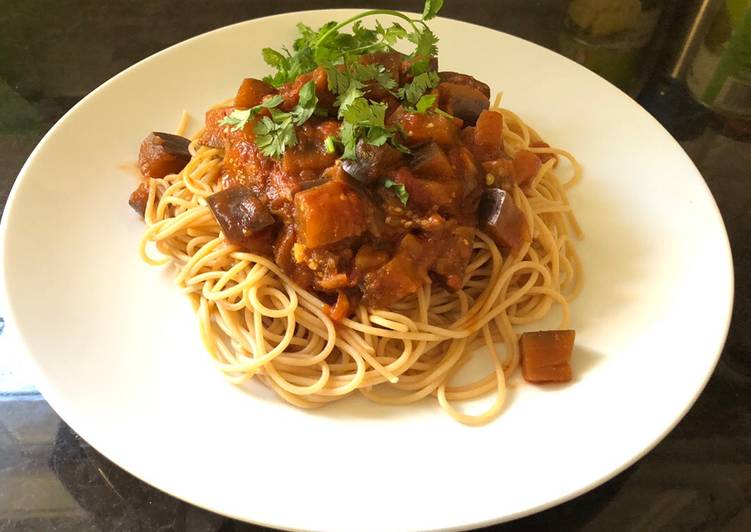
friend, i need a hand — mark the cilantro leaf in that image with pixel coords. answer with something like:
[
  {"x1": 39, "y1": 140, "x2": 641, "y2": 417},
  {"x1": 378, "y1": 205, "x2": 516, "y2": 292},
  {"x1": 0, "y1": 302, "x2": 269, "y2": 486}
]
[
  {"x1": 262, "y1": 48, "x2": 287, "y2": 70},
  {"x1": 422, "y1": 0, "x2": 444, "y2": 21},
  {"x1": 414, "y1": 94, "x2": 436, "y2": 113},
  {"x1": 341, "y1": 97, "x2": 387, "y2": 127},
  {"x1": 397, "y1": 71, "x2": 440, "y2": 107},
  {"x1": 354, "y1": 63, "x2": 397, "y2": 91},
  {"x1": 339, "y1": 97, "x2": 405, "y2": 159},
  {"x1": 261, "y1": 45, "x2": 315, "y2": 87},
  {"x1": 408, "y1": 58, "x2": 432, "y2": 76},
  {"x1": 336, "y1": 82, "x2": 365, "y2": 116},
  {"x1": 219, "y1": 94, "x2": 285, "y2": 131},
  {"x1": 254, "y1": 112, "x2": 297, "y2": 158},
  {"x1": 328, "y1": 63, "x2": 397, "y2": 118},
  {"x1": 340, "y1": 122, "x2": 358, "y2": 160},
  {"x1": 351, "y1": 21, "x2": 379, "y2": 49},
  {"x1": 290, "y1": 80, "x2": 318, "y2": 125},
  {"x1": 375, "y1": 21, "x2": 408, "y2": 47},
  {"x1": 327, "y1": 67, "x2": 366, "y2": 116},
  {"x1": 248, "y1": 81, "x2": 318, "y2": 157},
  {"x1": 409, "y1": 27, "x2": 440, "y2": 58},
  {"x1": 384, "y1": 179, "x2": 409, "y2": 206},
  {"x1": 220, "y1": 108, "x2": 253, "y2": 131}
]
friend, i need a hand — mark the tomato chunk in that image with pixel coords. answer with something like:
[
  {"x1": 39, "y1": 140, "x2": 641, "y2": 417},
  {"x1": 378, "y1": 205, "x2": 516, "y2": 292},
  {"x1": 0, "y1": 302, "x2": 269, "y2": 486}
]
[
  {"x1": 512, "y1": 150, "x2": 542, "y2": 186},
  {"x1": 474, "y1": 110, "x2": 504, "y2": 147},
  {"x1": 200, "y1": 107, "x2": 233, "y2": 148}
]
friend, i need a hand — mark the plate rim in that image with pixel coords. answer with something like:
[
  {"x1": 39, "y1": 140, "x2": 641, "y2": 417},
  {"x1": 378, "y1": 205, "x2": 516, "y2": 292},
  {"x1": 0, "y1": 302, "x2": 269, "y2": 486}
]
[{"x1": 0, "y1": 9, "x2": 735, "y2": 531}]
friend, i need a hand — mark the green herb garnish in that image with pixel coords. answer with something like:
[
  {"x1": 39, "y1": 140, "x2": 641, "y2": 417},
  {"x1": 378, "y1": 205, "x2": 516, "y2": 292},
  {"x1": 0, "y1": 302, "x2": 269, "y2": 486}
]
[
  {"x1": 247, "y1": 0, "x2": 445, "y2": 158},
  {"x1": 252, "y1": 80, "x2": 319, "y2": 158},
  {"x1": 422, "y1": 0, "x2": 444, "y2": 20},
  {"x1": 397, "y1": 71, "x2": 440, "y2": 107},
  {"x1": 383, "y1": 178, "x2": 409, "y2": 206},
  {"x1": 261, "y1": 1, "x2": 443, "y2": 87},
  {"x1": 327, "y1": 63, "x2": 397, "y2": 117},
  {"x1": 324, "y1": 135, "x2": 337, "y2": 154},
  {"x1": 414, "y1": 94, "x2": 437, "y2": 113},
  {"x1": 339, "y1": 97, "x2": 410, "y2": 159},
  {"x1": 219, "y1": 94, "x2": 285, "y2": 131},
  {"x1": 340, "y1": 98, "x2": 390, "y2": 158}
]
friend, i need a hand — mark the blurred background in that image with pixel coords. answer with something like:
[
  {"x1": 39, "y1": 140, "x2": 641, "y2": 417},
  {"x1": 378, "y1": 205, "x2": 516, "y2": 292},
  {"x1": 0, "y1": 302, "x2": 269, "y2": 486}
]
[{"x1": 1, "y1": 1, "x2": 749, "y2": 531}]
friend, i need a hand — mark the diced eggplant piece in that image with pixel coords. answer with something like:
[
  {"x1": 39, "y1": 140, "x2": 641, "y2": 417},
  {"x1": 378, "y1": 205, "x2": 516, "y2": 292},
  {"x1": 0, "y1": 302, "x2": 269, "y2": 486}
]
[
  {"x1": 430, "y1": 225, "x2": 475, "y2": 291},
  {"x1": 474, "y1": 110, "x2": 504, "y2": 147},
  {"x1": 235, "y1": 78, "x2": 276, "y2": 108},
  {"x1": 273, "y1": 224, "x2": 296, "y2": 273},
  {"x1": 438, "y1": 71, "x2": 491, "y2": 98},
  {"x1": 128, "y1": 181, "x2": 150, "y2": 217},
  {"x1": 138, "y1": 132, "x2": 191, "y2": 179},
  {"x1": 282, "y1": 120, "x2": 340, "y2": 175},
  {"x1": 393, "y1": 167, "x2": 462, "y2": 214},
  {"x1": 410, "y1": 142, "x2": 453, "y2": 180},
  {"x1": 398, "y1": 112, "x2": 459, "y2": 147},
  {"x1": 437, "y1": 82, "x2": 489, "y2": 126},
  {"x1": 512, "y1": 150, "x2": 542, "y2": 186},
  {"x1": 207, "y1": 186, "x2": 276, "y2": 248},
  {"x1": 293, "y1": 180, "x2": 366, "y2": 248},
  {"x1": 362, "y1": 233, "x2": 436, "y2": 308},
  {"x1": 342, "y1": 141, "x2": 404, "y2": 184},
  {"x1": 282, "y1": 141, "x2": 337, "y2": 175},
  {"x1": 478, "y1": 188, "x2": 529, "y2": 249},
  {"x1": 520, "y1": 330, "x2": 575, "y2": 383}
]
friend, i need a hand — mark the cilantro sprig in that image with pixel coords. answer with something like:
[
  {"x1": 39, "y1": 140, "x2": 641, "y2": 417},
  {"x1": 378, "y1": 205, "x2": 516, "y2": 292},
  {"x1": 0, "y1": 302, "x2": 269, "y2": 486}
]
[
  {"x1": 219, "y1": 94, "x2": 284, "y2": 131},
  {"x1": 221, "y1": 81, "x2": 318, "y2": 158},
  {"x1": 384, "y1": 178, "x2": 410, "y2": 206},
  {"x1": 397, "y1": 71, "x2": 440, "y2": 107},
  {"x1": 262, "y1": 1, "x2": 444, "y2": 88},
  {"x1": 339, "y1": 97, "x2": 407, "y2": 159},
  {"x1": 327, "y1": 62, "x2": 397, "y2": 117},
  {"x1": 227, "y1": 1, "x2": 446, "y2": 159}
]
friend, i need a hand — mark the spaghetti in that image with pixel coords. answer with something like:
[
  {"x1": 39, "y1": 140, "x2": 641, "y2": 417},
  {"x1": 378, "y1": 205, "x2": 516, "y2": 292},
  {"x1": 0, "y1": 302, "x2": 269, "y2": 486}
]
[{"x1": 137, "y1": 99, "x2": 582, "y2": 426}]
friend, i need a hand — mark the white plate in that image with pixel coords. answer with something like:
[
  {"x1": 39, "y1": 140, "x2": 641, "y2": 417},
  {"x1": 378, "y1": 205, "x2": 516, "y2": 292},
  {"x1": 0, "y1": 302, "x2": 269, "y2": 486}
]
[{"x1": 0, "y1": 10, "x2": 733, "y2": 532}]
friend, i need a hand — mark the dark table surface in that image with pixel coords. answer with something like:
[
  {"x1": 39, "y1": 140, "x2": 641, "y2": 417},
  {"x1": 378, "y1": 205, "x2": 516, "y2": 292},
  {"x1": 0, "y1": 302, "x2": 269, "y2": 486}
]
[{"x1": 1, "y1": 1, "x2": 749, "y2": 531}]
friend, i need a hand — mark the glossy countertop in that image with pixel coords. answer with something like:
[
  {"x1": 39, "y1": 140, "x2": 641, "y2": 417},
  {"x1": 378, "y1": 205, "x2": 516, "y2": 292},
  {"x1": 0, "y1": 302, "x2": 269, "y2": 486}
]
[{"x1": 1, "y1": 1, "x2": 749, "y2": 530}]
